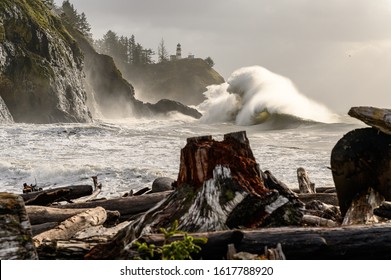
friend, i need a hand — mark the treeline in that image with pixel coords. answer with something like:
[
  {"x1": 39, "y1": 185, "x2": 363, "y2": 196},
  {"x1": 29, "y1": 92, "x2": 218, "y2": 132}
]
[
  {"x1": 94, "y1": 32, "x2": 154, "y2": 65},
  {"x1": 57, "y1": 0, "x2": 214, "y2": 67}
]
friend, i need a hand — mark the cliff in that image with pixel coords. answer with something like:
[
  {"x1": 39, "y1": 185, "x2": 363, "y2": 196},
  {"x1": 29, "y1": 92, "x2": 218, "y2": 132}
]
[
  {"x1": 122, "y1": 59, "x2": 225, "y2": 106},
  {"x1": 0, "y1": 0, "x2": 206, "y2": 123},
  {"x1": 0, "y1": 0, "x2": 91, "y2": 123}
]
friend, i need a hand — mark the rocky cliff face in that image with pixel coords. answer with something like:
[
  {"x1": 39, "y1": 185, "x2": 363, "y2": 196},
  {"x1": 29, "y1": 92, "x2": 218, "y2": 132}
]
[
  {"x1": 0, "y1": 95, "x2": 12, "y2": 123},
  {"x1": 122, "y1": 59, "x2": 225, "y2": 106},
  {"x1": 0, "y1": 0, "x2": 91, "y2": 123},
  {"x1": 0, "y1": 0, "x2": 206, "y2": 123}
]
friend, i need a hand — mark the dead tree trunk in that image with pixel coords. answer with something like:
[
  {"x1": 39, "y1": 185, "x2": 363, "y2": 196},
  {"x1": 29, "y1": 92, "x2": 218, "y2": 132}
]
[
  {"x1": 33, "y1": 207, "x2": 107, "y2": 248},
  {"x1": 0, "y1": 193, "x2": 38, "y2": 259},
  {"x1": 331, "y1": 127, "x2": 391, "y2": 217},
  {"x1": 297, "y1": 167, "x2": 315, "y2": 193},
  {"x1": 120, "y1": 223, "x2": 391, "y2": 260},
  {"x1": 86, "y1": 131, "x2": 304, "y2": 259}
]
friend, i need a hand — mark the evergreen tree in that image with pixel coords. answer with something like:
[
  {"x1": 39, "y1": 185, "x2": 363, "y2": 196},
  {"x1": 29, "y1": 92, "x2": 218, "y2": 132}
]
[
  {"x1": 158, "y1": 38, "x2": 169, "y2": 63},
  {"x1": 204, "y1": 57, "x2": 215, "y2": 68}
]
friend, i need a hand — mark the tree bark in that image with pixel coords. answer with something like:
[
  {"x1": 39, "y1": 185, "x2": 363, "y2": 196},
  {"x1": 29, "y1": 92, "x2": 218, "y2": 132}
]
[
  {"x1": 0, "y1": 193, "x2": 38, "y2": 260},
  {"x1": 331, "y1": 127, "x2": 391, "y2": 216},
  {"x1": 33, "y1": 207, "x2": 107, "y2": 248}
]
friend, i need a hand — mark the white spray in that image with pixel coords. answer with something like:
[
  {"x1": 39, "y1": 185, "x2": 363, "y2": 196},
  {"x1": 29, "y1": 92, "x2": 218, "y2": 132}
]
[{"x1": 199, "y1": 66, "x2": 338, "y2": 126}]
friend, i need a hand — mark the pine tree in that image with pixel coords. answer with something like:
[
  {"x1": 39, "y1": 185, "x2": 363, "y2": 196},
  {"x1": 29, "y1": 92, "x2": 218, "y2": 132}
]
[{"x1": 158, "y1": 38, "x2": 169, "y2": 63}]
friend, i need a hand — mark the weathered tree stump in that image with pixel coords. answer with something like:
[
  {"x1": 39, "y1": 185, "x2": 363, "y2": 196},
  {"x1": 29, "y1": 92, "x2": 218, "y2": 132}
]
[
  {"x1": 297, "y1": 167, "x2": 315, "y2": 193},
  {"x1": 0, "y1": 193, "x2": 38, "y2": 259},
  {"x1": 86, "y1": 131, "x2": 303, "y2": 259},
  {"x1": 331, "y1": 127, "x2": 391, "y2": 216}
]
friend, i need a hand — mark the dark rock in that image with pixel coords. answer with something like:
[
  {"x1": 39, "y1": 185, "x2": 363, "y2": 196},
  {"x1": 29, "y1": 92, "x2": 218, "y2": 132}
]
[
  {"x1": 147, "y1": 99, "x2": 202, "y2": 119},
  {"x1": 0, "y1": 0, "x2": 92, "y2": 123},
  {"x1": 151, "y1": 177, "x2": 175, "y2": 193},
  {"x1": 331, "y1": 127, "x2": 391, "y2": 216}
]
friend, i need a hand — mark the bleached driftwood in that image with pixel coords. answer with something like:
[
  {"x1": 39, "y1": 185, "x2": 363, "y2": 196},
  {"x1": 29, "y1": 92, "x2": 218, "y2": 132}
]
[
  {"x1": 33, "y1": 206, "x2": 107, "y2": 247},
  {"x1": 297, "y1": 167, "x2": 315, "y2": 193}
]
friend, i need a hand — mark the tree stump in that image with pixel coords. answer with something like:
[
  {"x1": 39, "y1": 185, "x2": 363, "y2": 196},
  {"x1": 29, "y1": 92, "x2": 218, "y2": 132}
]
[
  {"x1": 330, "y1": 127, "x2": 391, "y2": 217},
  {"x1": 0, "y1": 193, "x2": 38, "y2": 259},
  {"x1": 86, "y1": 131, "x2": 303, "y2": 259}
]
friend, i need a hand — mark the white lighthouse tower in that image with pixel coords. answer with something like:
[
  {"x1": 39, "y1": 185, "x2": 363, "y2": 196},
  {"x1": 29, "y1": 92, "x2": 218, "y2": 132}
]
[{"x1": 176, "y1": 43, "x2": 182, "y2": 59}]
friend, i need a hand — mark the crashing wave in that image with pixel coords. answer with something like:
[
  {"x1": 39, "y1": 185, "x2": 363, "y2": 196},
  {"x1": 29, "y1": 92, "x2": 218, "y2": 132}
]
[{"x1": 198, "y1": 66, "x2": 338, "y2": 127}]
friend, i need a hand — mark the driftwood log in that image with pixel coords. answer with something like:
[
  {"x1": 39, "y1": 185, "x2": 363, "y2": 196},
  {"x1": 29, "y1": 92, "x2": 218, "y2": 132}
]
[
  {"x1": 22, "y1": 185, "x2": 93, "y2": 205},
  {"x1": 0, "y1": 193, "x2": 38, "y2": 259},
  {"x1": 26, "y1": 205, "x2": 119, "y2": 225},
  {"x1": 117, "y1": 223, "x2": 391, "y2": 260},
  {"x1": 33, "y1": 207, "x2": 107, "y2": 248},
  {"x1": 53, "y1": 191, "x2": 172, "y2": 220}
]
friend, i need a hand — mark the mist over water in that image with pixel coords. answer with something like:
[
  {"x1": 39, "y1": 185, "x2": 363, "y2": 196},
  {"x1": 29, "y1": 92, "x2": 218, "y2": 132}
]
[
  {"x1": 0, "y1": 65, "x2": 364, "y2": 198},
  {"x1": 199, "y1": 66, "x2": 339, "y2": 126}
]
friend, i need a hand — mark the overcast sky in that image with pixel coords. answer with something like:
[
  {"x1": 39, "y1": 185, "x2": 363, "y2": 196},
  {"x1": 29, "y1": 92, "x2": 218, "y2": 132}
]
[{"x1": 54, "y1": 0, "x2": 391, "y2": 113}]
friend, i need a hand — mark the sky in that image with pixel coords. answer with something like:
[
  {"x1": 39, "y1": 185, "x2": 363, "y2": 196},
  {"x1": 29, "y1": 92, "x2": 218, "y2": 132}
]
[{"x1": 54, "y1": 0, "x2": 391, "y2": 113}]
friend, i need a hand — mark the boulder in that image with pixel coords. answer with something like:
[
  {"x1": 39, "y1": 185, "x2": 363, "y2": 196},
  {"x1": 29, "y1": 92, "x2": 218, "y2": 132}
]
[{"x1": 151, "y1": 177, "x2": 175, "y2": 193}]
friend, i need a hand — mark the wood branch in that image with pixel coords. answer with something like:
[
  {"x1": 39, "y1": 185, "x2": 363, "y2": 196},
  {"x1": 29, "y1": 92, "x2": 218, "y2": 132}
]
[
  {"x1": 0, "y1": 193, "x2": 38, "y2": 260},
  {"x1": 53, "y1": 191, "x2": 172, "y2": 218},
  {"x1": 33, "y1": 207, "x2": 107, "y2": 248},
  {"x1": 304, "y1": 200, "x2": 341, "y2": 222},
  {"x1": 112, "y1": 223, "x2": 391, "y2": 260},
  {"x1": 297, "y1": 167, "x2": 315, "y2": 193},
  {"x1": 21, "y1": 185, "x2": 93, "y2": 205}
]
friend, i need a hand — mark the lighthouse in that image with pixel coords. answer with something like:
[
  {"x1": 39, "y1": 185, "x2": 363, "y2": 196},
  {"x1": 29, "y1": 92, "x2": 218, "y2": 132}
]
[{"x1": 176, "y1": 43, "x2": 182, "y2": 59}]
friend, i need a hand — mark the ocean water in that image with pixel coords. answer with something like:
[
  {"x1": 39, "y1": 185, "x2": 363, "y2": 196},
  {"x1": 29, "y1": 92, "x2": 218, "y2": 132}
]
[
  {"x1": 0, "y1": 116, "x2": 362, "y2": 198},
  {"x1": 0, "y1": 65, "x2": 365, "y2": 198}
]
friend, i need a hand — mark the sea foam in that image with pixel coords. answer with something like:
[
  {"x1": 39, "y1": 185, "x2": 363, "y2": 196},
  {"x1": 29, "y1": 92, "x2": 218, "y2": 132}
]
[{"x1": 199, "y1": 66, "x2": 338, "y2": 126}]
